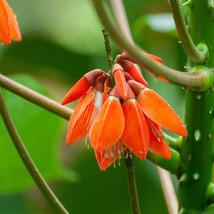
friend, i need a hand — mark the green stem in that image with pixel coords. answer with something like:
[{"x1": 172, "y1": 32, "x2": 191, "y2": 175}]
[
  {"x1": 168, "y1": 0, "x2": 205, "y2": 63},
  {"x1": 147, "y1": 148, "x2": 180, "y2": 174},
  {"x1": 178, "y1": 0, "x2": 214, "y2": 212},
  {"x1": 92, "y1": 0, "x2": 212, "y2": 90},
  {"x1": 164, "y1": 134, "x2": 183, "y2": 151},
  {"x1": 0, "y1": 74, "x2": 72, "y2": 120},
  {"x1": 0, "y1": 90, "x2": 69, "y2": 214},
  {"x1": 102, "y1": 28, "x2": 114, "y2": 71},
  {"x1": 124, "y1": 155, "x2": 141, "y2": 214}
]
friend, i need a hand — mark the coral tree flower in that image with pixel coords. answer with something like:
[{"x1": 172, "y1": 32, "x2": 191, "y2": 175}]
[
  {"x1": 0, "y1": 0, "x2": 21, "y2": 45},
  {"x1": 62, "y1": 52, "x2": 187, "y2": 170}
]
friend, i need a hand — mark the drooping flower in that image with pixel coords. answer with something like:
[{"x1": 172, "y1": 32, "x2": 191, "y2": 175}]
[
  {"x1": 62, "y1": 52, "x2": 187, "y2": 170},
  {"x1": 0, "y1": 0, "x2": 21, "y2": 45}
]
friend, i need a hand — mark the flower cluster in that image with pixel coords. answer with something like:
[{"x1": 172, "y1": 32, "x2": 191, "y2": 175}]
[
  {"x1": 0, "y1": 0, "x2": 21, "y2": 45},
  {"x1": 62, "y1": 52, "x2": 187, "y2": 170}
]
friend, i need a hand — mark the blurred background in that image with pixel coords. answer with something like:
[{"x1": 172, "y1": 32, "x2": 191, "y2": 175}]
[{"x1": 0, "y1": 0, "x2": 187, "y2": 213}]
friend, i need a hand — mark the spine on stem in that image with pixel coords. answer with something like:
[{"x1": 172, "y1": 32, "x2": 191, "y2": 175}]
[{"x1": 178, "y1": 1, "x2": 214, "y2": 212}]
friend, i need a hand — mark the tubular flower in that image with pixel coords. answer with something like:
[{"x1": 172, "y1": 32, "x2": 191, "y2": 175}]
[
  {"x1": 62, "y1": 52, "x2": 187, "y2": 170},
  {"x1": 0, "y1": 0, "x2": 21, "y2": 45}
]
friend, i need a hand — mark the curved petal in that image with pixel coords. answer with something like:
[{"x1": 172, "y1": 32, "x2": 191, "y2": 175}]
[
  {"x1": 0, "y1": 0, "x2": 10, "y2": 45},
  {"x1": 113, "y1": 64, "x2": 129, "y2": 100},
  {"x1": 127, "y1": 63, "x2": 148, "y2": 87},
  {"x1": 66, "y1": 88, "x2": 98, "y2": 144},
  {"x1": 138, "y1": 88, "x2": 188, "y2": 136},
  {"x1": 148, "y1": 119, "x2": 171, "y2": 159},
  {"x1": 4, "y1": 0, "x2": 21, "y2": 42},
  {"x1": 62, "y1": 77, "x2": 91, "y2": 105},
  {"x1": 118, "y1": 52, "x2": 163, "y2": 63},
  {"x1": 121, "y1": 99, "x2": 150, "y2": 160},
  {"x1": 89, "y1": 96, "x2": 125, "y2": 152}
]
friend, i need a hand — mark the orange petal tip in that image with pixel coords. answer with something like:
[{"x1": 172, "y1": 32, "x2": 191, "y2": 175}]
[
  {"x1": 118, "y1": 51, "x2": 163, "y2": 64},
  {"x1": 0, "y1": 0, "x2": 21, "y2": 45},
  {"x1": 62, "y1": 77, "x2": 91, "y2": 105},
  {"x1": 95, "y1": 142, "x2": 123, "y2": 170},
  {"x1": 113, "y1": 65, "x2": 129, "y2": 100},
  {"x1": 148, "y1": 120, "x2": 171, "y2": 159}
]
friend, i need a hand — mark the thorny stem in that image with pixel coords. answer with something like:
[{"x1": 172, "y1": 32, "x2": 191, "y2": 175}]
[
  {"x1": 178, "y1": 0, "x2": 214, "y2": 212},
  {"x1": 92, "y1": 0, "x2": 212, "y2": 90},
  {"x1": 102, "y1": 28, "x2": 114, "y2": 71},
  {"x1": 124, "y1": 155, "x2": 141, "y2": 214},
  {"x1": 0, "y1": 74, "x2": 180, "y2": 173},
  {"x1": 168, "y1": 0, "x2": 206, "y2": 63},
  {"x1": 0, "y1": 90, "x2": 69, "y2": 214}
]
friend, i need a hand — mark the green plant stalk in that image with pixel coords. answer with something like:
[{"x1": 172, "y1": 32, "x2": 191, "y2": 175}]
[
  {"x1": 178, "y1": 1, "x2": 214, "y2": 212},
  {"x1": 0, "y1": 90, "x2": 69, "y2": 214},
  {"x1": 125, "y1": 156, "x2": 141, "y2": 214},
  {"x1": 92, "y1": 0, "x2": 212, "y2": 90},
  {"x1": 0, "y1": 74, "x2": 72, "y2": 120},
  {"x1": 168, "y1": 0, "x2": 205, "y2": 63},
  {"x1": 102, "y1": 28, "x2": 114, "y2": 71}
]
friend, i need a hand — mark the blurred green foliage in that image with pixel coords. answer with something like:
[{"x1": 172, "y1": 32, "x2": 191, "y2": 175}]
[{"x1": 0, "y1": 0, "x2": 187, "y2": 213}]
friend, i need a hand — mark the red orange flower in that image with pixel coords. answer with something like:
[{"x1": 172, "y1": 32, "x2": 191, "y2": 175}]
[
  {"x1": 0, "y1": 0, "x2": 21, "y2": 45},
  {"x1": 62, "y1": 52, "x2": 187, "y2": 170}
]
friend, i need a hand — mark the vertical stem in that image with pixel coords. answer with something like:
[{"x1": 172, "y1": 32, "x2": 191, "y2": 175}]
[
  {"x1": 168, "y1": 0, "x2": 204, "y2": 63},
  {"x1": 178, "y1": 1, "x2": 214, "y2": 212},
  {"x1": 0, "y1": 90, "x2": 69, "y2": 214},
  {"x1": 124, "y1": 156, "x2": 141, "y2": 214},
  {"x1": 157, "y1": 167, "x2": 178, "y2": 214},
  {"x1": 102, "y1": 28, "x2": 114, "y2": 71}
]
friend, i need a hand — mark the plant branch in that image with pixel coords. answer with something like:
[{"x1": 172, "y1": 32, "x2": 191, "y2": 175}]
[
  {"x1": 0, "y1": 74, "x2": 72, "y2": 120},
  {"x1": 110, "y1": 0, "x2": 133, "y2": 44},
  {"x1": 102, "y1": 28, "x2": 114, "y2": 71},
  {"x1": 0, "y1": 90, "x2": 69, "y2": 214},
  {"x1": 157, "y1": 167, "x2": 178, "y2": 214},
  {"x1": 147, "y1": 148, "x2": 180, "y2": 174},
  {"x1": 125, "y1": 155, "x2": 141, "y2": 214},
  {"x1": 92, "y1": 0, "x2": 212, "y2": 90},
  {"x1": 168, "y1": 0, "x2": 206, "y2": 63}
]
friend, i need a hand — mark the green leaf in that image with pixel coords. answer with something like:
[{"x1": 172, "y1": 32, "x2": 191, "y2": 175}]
[{"x1": 0, "y1": 74, "x2": 77, "y2": 193}]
